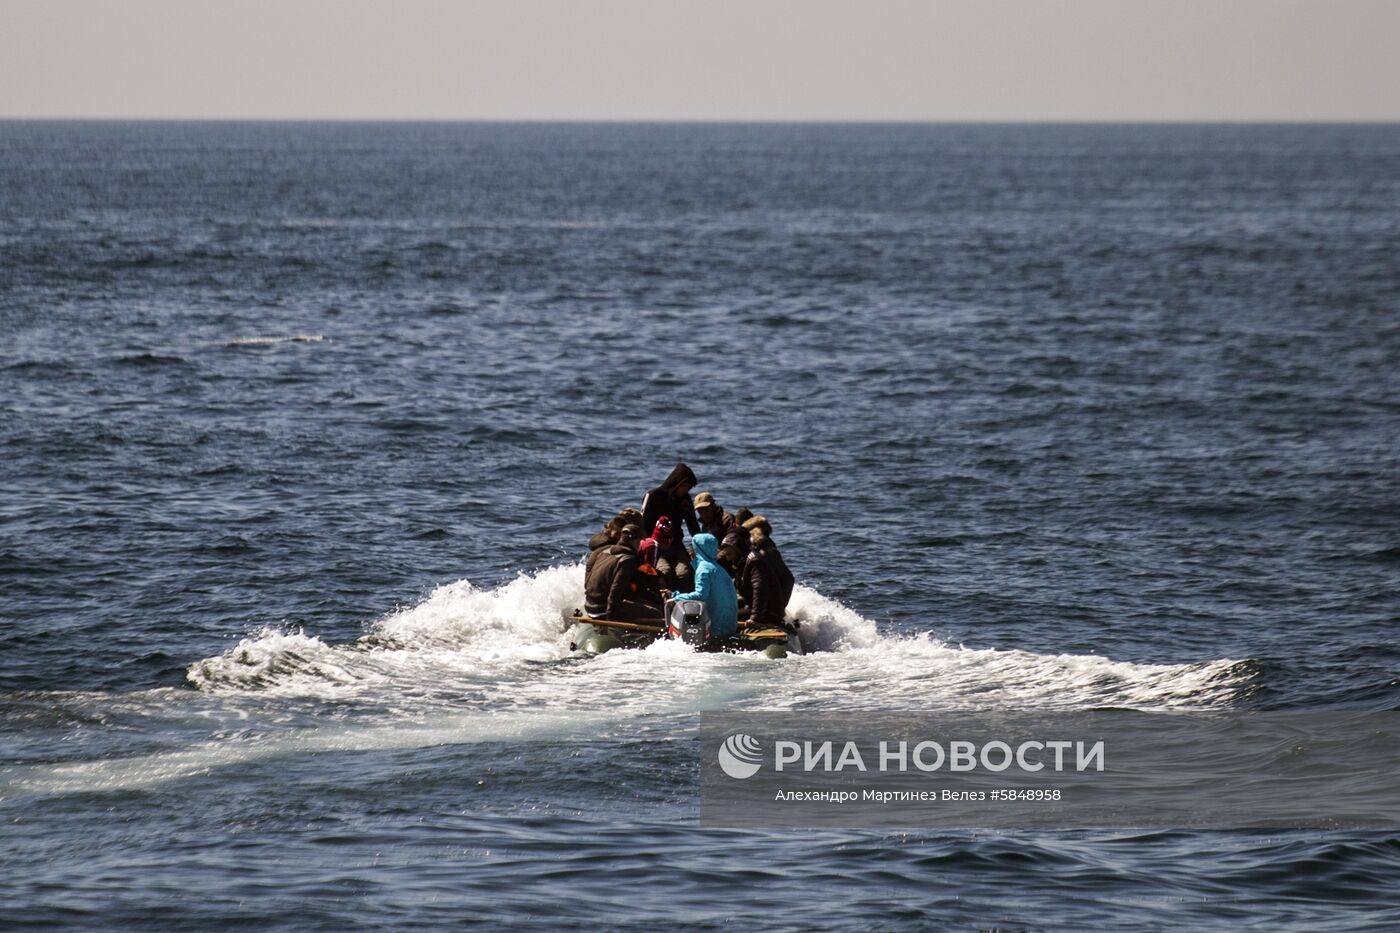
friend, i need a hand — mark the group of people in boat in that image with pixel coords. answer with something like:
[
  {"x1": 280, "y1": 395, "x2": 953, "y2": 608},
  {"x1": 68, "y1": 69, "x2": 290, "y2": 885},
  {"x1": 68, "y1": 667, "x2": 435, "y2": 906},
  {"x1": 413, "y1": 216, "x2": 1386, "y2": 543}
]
[{"x1": 583, "y1": 463, "x2": 796, "y2": 639}]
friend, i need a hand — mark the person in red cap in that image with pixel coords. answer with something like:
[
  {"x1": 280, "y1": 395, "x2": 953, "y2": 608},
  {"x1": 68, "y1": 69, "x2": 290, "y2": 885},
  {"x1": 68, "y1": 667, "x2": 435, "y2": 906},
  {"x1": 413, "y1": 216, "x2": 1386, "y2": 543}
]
[
  {"x1": 638, "y1": 515, "x2": 687, "y2": 595},
  {"x1": 637, "y1": 516, "x2": 673, "y2": 571},
  {"x1": 634, "y1": 516, "x2": 674, "y2": 606}
]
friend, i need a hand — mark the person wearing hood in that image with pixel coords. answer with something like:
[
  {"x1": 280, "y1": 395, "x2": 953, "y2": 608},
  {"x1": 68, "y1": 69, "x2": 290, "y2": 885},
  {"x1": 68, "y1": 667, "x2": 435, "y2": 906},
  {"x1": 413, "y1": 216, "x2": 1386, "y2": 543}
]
[
  {"x1": 584, "y1": 524, "x2": 661, "y2": 622},
  {"x1": 669, "y1": 532, "x2": 738, "y2": 639},
  {"x1": 642, "y1": 463, "x2": 700, "y2": 538},
  {"x1": 641, "y1": 463, "x2": 700, "y2": 590},
  {"x1": 738, "y1": 515, "x2": 795, "y2": 630}
]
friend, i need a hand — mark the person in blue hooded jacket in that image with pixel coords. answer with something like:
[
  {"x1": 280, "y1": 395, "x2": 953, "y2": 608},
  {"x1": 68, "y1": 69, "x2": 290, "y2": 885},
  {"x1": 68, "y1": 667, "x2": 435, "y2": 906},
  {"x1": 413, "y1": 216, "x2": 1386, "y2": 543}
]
[{"x1": 669, "y1": 532, "x2": 738, "y2": 639}]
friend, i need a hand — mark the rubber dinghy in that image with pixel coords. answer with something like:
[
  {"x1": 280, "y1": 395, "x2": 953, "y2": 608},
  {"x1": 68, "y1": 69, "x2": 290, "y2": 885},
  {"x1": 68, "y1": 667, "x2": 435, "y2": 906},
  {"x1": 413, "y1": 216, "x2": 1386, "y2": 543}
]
[{"x1": 565, "y1": 600, "x2": 803, "y2": 659}]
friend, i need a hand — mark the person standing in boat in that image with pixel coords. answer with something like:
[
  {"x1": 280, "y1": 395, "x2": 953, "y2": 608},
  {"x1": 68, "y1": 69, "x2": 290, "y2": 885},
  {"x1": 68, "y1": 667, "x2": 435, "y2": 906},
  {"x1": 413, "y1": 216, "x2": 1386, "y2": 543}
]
[
  {"x1": 640, "y1": 463, "x2": 700, "y2": 590},
  {"x1": 738, "y1": 515, "x2": 796, "y2": 631},
  {"x1": 584, "y1": 524, "x2": 661, "y2": 622},
  {"x1": 669, "y1": 532, "x2": 738, "y2": 639}
]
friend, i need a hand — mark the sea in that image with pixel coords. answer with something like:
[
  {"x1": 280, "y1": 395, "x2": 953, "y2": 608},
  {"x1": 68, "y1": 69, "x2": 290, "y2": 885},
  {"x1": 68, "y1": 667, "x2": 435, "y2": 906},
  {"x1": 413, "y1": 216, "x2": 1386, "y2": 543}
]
[{"x1": 1, "y1": 121, "x2": 1398, "y2": 930}]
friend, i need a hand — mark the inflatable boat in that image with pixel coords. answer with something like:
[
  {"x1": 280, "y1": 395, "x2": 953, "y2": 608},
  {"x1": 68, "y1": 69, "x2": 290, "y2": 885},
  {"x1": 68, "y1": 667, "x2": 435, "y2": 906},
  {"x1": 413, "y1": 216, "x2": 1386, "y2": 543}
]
[{"x1": 565, "y1": 600, "x2": 802, "y2": 659}]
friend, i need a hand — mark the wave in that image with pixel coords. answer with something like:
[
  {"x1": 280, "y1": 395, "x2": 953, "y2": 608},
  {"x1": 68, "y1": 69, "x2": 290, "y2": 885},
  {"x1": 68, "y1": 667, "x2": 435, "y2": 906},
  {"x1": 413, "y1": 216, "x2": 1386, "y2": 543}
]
[
  {"x1": 224, "y1": 334, "x2": 327, "y2": 347},
  {"x1": 187, "y1": 564, "x2": 1250, "y2": 712},
  {"x1": 1, "y1": 567, "x2": 1254, "y2": 799},
  {"x1": 111, "y1": 352, "x2": 190, "y2": 367},
  {"x1": 4, "y1": 359, "x2": 74, "y2": 374},
  {"x1": 0, "y1": 701, "x2": 616, "y2": 798}
]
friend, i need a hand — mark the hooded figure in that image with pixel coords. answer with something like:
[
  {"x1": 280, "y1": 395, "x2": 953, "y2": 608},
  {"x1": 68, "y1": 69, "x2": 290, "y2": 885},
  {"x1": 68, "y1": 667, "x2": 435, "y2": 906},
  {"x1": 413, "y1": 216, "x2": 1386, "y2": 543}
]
[
  {"x1": 670, "y1": 533, "x2": 738, "y2": 639},
  {"x1": 641, "y1": 463, "x2": 700, "y2": 540},
  {"x1": 640, "y1": 463, "x2": 699, "y2": 590}
]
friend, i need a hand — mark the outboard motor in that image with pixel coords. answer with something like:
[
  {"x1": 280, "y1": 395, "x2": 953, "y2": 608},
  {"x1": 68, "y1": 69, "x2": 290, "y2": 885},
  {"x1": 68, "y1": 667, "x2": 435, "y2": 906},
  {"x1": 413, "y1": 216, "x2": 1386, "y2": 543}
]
[{"x1": 666, "y1": 599, "x2": 711, "y2": 647}]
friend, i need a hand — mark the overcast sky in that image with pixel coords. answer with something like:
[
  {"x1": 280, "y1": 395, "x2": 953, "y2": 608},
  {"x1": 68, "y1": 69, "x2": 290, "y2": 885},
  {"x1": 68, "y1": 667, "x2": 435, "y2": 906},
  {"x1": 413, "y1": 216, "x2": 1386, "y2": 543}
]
[{"x1": 2, "y1": 0, "x2": 1397, "y2": 121}]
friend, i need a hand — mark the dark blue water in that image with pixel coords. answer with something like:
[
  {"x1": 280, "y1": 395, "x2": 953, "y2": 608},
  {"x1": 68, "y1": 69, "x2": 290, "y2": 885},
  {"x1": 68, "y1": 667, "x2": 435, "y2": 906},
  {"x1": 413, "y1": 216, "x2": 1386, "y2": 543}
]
[{"x1": 2, "y1": 121, "x2": 1399, "y2": 930}]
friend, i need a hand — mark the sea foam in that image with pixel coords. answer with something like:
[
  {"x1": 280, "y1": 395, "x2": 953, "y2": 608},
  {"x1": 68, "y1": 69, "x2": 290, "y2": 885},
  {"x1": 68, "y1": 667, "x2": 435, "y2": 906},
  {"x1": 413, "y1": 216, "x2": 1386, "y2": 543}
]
[{"x1": 187, "y1": 564, "x2": 1250, "y2": 712}]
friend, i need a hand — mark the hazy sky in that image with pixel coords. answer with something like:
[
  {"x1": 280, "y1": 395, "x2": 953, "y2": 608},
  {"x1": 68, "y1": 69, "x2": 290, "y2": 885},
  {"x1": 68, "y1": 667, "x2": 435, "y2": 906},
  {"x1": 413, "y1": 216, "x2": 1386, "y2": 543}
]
[{"x1": 2, "y1": 0, "x2": 1397, "y2": 121}]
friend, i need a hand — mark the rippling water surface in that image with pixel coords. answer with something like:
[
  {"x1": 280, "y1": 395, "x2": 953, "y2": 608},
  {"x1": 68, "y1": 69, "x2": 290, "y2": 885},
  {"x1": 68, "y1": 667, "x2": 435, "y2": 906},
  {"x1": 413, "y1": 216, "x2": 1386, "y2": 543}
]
[{"x1": 2, "y1": 122, "x2": 1399, "y2": 930}]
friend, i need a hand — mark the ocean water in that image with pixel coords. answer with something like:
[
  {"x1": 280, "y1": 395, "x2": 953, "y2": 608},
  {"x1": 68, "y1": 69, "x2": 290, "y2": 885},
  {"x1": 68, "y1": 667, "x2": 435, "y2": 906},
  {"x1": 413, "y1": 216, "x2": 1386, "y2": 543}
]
[{"x1": 2, "y1": 121, "x2": 1399, "y2": 930}]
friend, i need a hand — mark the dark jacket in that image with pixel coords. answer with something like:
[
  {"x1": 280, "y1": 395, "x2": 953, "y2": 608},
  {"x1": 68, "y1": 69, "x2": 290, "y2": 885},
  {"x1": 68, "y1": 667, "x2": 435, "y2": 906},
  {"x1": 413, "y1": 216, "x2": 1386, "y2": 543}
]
[
  {"x1": 739, "y1": 537, "x2": 795, "y2": 628},
  {"x1": 632, "y1": 561, "x2": 665, "y2": 610},
  {"x1": 584, "y1": 523, "x2": 618, "y2": 578},
  {"x1": 641, "y1": 463, "x2": 699, "y2": 545},
  {"x1": 586, "y1": 529, "x2": 613, "y2": 554},
  {"x1": 585, "y1": 543, "x2": 642, "y2": 618},
  {"x1": 701, "y1": 508, "x2": 736, "y2": 542},
  {"x1": 719, "y1": 520, "x2": 750, "y2": 572}
]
